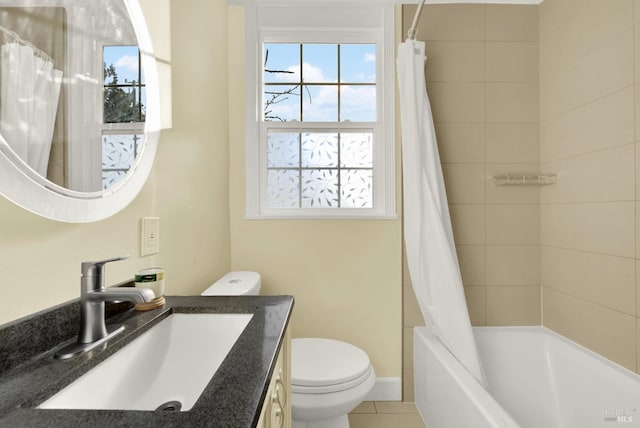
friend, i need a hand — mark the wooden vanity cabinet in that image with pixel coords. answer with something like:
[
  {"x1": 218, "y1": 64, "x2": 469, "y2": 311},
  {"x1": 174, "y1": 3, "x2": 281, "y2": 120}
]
[{"x1": 257, "y1": 326, "x2": 291, "y2": 428}]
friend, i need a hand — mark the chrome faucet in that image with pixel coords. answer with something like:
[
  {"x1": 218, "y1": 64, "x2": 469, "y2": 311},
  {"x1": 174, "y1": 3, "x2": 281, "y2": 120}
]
[{"x1": 55, "y1": 256, "x2": 155, "y2": 359}]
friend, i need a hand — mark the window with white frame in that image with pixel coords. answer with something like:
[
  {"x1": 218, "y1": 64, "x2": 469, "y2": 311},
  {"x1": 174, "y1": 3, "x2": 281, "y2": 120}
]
[
  {"x1": 102, "y1": 45, "x2": 145, "y2": 190},
  {"x1": 245, "y1": 4, "x2": 396, "y2": 218}
]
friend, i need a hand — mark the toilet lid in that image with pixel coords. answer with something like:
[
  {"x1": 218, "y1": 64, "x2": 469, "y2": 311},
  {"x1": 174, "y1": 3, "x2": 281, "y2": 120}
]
[{"x1": 291, "y1": 338, "x2": 371, "y2": 388}]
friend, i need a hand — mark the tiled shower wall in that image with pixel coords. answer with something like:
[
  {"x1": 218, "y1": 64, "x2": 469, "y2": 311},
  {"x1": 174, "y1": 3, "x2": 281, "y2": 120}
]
[
  {"x1": 401, "y1": 4, "x2": 540, "y2": 400},
  {"x1": 539, "y1": 0, "x2": 640, "y2": 373}
]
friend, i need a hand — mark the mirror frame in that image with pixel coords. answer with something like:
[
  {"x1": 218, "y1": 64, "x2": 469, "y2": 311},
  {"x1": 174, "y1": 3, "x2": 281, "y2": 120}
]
[{"x1": 0, "y1": 0, "x2": 160, "y2": 223}]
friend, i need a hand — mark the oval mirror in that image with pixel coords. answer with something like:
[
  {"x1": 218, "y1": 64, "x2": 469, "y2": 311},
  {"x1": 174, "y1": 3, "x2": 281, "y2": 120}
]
[{"x1": 0, "y1": 0, "x2": 160, "y2": 222}]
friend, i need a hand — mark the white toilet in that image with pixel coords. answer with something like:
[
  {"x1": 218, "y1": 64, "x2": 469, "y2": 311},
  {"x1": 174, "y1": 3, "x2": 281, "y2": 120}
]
[{"x1": 201, "y1": 272, "x2": 375, "y2": 428}]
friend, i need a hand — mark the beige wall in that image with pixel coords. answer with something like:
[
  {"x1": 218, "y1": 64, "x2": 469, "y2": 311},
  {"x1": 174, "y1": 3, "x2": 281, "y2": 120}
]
[
  {"x1": 539, "y1": 0, "x2": 639, "y2": 373},
  {"x1": 0, "y1": 0, "x2": 231, "y2": 325},
  {"x1": 227, "y1": 6, "x2": 403, "y2": 379},
  {"x1": 401, "y1": 4, "x2": 540, "y2": 400}
]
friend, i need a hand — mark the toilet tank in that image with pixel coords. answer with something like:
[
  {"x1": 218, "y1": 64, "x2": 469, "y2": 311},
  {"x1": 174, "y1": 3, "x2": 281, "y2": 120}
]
[{"x1": 201, "y1": 271, "x2": 262, "y2": 296}]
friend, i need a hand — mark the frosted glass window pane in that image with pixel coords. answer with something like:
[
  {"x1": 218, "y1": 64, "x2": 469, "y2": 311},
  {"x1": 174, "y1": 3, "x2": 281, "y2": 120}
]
[
  {"x1": 341, "y1": 169, "x2": 373, "y2": 208},
  {"x1": 102, "y1": 171, "x2": 127, "y2": 190},
  {"x1": 264, "y1": 44, "x2": 300, "y2": 83},
  {"x1": 302, "y1": 44, "x2": 337, "y2": 83},
  {"x1": 302, "y1": 85, "x2": 337, "y2": 122},
  {"x1": 268, "y1": 132, "x2": 300, "y2": 167},
  {"x1": 340, "y1": 85, "x2": 376, "y2": 122},
  {"x1": 301, "y1": 133, "x2": 338, "y2": 167},
  {"x1": 302, "y1": 169, "x2": 339, "y2": 208},
  {"x1": 340, "y1": 44, "x2": 376, "y2": 83},
  {"x1": 268, "y1": 170, "x2": 300, "y2": 208},
  {"x1": 340, "y1": 132, "x2": 373, "y2": 168},
  {"x1": 102, "y1": 134, "x2": 139, "y2": 169}
]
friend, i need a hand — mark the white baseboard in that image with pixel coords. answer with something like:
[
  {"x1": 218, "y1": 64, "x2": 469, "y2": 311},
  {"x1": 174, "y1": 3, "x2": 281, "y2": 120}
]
[{"x1": 364, "y1": 377, "x2": 402, "y2": 401}]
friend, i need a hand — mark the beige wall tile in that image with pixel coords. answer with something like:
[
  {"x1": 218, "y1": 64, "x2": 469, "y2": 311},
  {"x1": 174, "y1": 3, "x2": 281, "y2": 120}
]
[
  {"x1": 543, "y1": 288, "x2": 637, "y2": 372},
  {"x1": 542, "y1": 246, "x2": 636, "y2": 315},
  {"x1": 486, "y1": 123, "x2": 540, "y2": 164},
  {"x1": 425, "y1": 42, "x2": 485, "y2": 82},
  {"x1": 540, "y1": 0, "x2": 633, "y2": 75},
  {"x1": 486, "y1": 5, "x2": 538, "y2": 42},
  {"x1": 540, "y1": 28, "x2": 633, "y2": 120},
  {"x1": 457, "y1": 245, "x2": 486, "y2": 285},
  {"x1": 486, "y1": 245, "x2": 540, "y2": 286},
  {"x1": 486, "y1": 285, "x2": 541, "y2": 325},
  {"x1": 435, "y1": 123, "x2": 485, "y2": 164},
  {"x1": 636, "y1": 25, "x2": 640, "y2": 82},
  {"x1": 405, "y1": 4, "x2": 485, "y2": 42},
  {"x1": 539, "y1": 0, "x2": 591, "y2": 38},
  {"x1": 540, "y1": 87, "x2": 634, "y2": 162},
  {"x1": 403, "y1": 368, "x2": 415, "y2": 402},
  {"x1": 465, "y1": 285, "x2": 486, "y2": 326},
  {"x1": 636, "y1": 0, "x2": 640, "y2": 24},
  {"x1": 404, "y1": 286, "x2": 426, "y2": 328},
  {"x1": 403, "y1": 326, "x2": 414, "y2": 370},
  {"x1": 486, "y1": 82, "x2": 539, "y2": 123},
  {"x1": 636, "y1": 261, "x2": 640, "y2": 318},
  {"x1": 428, "y1": 82, "x2": 485, "y2": 123},
  {"x1": 449, "y1": 204, "x2": 486, "y2": 245},
  {"x1": 636, "y1": 85, "x2": 640, "y2": 141},
  {"x1": 541, "y1": 202, "x2": 635, "y2": 257},
  {"x1": 486, "y1": 42, "x2": 538, "y2": 82},
  {"x1": 486, "y1": 204, "x2": 540, "y2": 245},
  {"x1": 637, "y1": 202, "x2": 640, "y2": 259},
  {"x1": 442, "y1": 164, "x2": 485, "y2": 204},
  {"x1": 637, "y1": 318, "x2": 640, "y2": 375},
  {"x1": 541, "y1": 144, "x2": 635, "y2": 204},
  {"x1": 486, "y1": 163, "x2": 541, "y2": 204}
]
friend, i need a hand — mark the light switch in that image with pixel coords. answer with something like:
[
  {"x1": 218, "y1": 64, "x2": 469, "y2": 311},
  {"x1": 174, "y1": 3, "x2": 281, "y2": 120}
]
[{"x1": 141, "y1": 217, "x2": 160, "y2": 256}]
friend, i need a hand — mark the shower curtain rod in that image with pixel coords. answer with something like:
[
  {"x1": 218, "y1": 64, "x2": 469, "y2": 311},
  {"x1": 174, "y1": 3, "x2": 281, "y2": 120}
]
[
  {"x1": 407, "y1": 0, "x2": 427, "y2": 40},
  {"x1": 0, "y1": 25, "x2": 54, "y2": 64}
]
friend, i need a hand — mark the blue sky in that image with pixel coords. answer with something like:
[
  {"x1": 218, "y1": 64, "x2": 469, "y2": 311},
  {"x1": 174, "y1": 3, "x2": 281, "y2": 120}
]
[
  {"x1": 103, "y1": 46, "x2": 143, "y2": 84},
  {"x1": 263, "y1": 43, "x2": 377, "y2": 122}
]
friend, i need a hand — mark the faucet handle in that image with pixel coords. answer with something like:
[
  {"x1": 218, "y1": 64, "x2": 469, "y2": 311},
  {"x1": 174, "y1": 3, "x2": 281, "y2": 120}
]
[{"x1": 81, "y1": 255, "x2": 130, "y2": 277}]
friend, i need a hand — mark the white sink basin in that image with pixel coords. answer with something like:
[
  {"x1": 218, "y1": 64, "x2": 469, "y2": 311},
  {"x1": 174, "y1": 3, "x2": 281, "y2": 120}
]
[{"x1": 39, "y1": 313, "x2": 253, "y2": 411}]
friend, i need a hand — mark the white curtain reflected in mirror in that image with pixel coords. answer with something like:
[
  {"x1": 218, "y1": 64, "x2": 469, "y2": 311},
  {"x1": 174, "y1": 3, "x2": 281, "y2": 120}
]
[{"x1": 0, "y1": 36, "x2": 63, "y2": 176}]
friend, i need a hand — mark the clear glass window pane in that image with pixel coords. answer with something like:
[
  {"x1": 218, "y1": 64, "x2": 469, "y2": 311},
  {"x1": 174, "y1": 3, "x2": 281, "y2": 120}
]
[
  {"x1": 340, "y1": 44, "x2": 376, "y2": 83},
  {"x1": 302, "y1": 44, "x2": 337, "y2": 83},
  {"x1": 340, "y1": 132, "x2": 373, "y2": 168},
  {"x1": 264, "y1": 85, "x2": 301, "y2": 121},
  {"x1": 340, "y1": 169, "x2": 373, "y2": 208},
  {"x1": 340, "y1": 85, "x2": 376, "y2": 122},
  {"x1": 302, "y1": 85, "x2": 338, "y2": 122},
  {"x1": 268, "y1": 170, "x2": 300, "y2": 208},
  {"x1": 104, "y1": 46, "x2": 141, "y2": 85},
  {"x1": 264, "y1": 43, "x2": 300, "y2": 83},
  {"x1": 268, "y1": 132, "x2": 300, "y2": 167},
  {"x1": 301, "y1": 133, "x2": 338, "y2": 168},
  {"x1": 301, "y1": 169, "x2": 339, "y2": 208}
]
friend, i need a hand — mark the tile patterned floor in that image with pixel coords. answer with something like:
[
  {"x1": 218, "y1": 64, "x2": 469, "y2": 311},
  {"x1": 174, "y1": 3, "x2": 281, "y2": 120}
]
[{"x1": 348, "y1": 401, "x2": 426, "y2": 428}]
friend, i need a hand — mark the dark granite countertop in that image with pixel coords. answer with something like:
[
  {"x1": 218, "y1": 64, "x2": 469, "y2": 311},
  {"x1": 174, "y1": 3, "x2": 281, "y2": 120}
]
[{"x1": 0, "y1": 295, "x2": 294, "y2": 428}]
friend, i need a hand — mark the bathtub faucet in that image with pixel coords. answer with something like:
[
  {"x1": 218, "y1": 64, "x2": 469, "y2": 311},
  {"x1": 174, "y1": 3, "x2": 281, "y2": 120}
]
[{"x1": 54, "y1": 256, "x2": 155, "y2": 359}]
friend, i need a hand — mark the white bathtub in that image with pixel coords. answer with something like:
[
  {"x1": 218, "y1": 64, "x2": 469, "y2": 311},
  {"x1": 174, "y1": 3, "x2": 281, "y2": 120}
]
[{"x1": 414, "y1": 326, "x2": 640, "y2": 428}]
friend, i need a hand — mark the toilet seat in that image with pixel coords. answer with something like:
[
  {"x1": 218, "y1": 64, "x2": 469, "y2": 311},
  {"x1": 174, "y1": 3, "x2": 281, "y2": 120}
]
[{"x1": 291, "y1": 338, "x2": 373, "y2": 394}]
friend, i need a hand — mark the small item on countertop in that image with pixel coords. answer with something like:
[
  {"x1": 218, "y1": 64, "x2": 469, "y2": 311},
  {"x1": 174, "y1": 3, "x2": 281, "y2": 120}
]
[{"x1": 134, "y1": 267, "x2": 166, "y2": 311}]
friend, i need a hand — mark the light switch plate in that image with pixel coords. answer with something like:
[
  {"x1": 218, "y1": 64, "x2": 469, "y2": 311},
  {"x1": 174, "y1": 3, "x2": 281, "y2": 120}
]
[{"x1": 141, "y1": 217, "x2": 160, "y2": 256}]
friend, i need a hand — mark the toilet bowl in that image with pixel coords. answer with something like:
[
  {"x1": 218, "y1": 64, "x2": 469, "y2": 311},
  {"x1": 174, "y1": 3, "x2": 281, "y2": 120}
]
[{"x1": 201, "y1": 272, "x2": 375, "y2": 428}]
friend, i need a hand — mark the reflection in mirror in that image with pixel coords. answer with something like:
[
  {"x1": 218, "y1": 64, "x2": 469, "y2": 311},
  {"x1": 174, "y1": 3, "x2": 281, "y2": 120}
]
[{"x1": 0, "y1": 1, "x2": 146, "y2": 193}]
